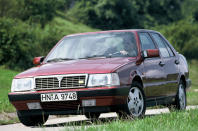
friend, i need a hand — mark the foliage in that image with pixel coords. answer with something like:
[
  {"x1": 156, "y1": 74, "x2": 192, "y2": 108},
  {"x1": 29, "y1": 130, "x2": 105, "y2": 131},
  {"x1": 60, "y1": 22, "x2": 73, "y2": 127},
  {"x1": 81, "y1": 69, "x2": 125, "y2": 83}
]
[
  {"x1": 0, "y1": 67, "x2": 18, "y2": 113},
  {"x1": 67, "y1": 0, "x2": 184, "y2": 29},
  {"x1": 0, "y1": 16, "x2": 97, "y2": 70},
  {"x1": 181, "y1": 0, "x2": 198, "y2": 22},
  {"x1": 0, "y1": 0, "x2": 18, "y2": 17},
  {"x1": 0, "y1": 18, "x2": 41, "y2": 70},
  {"x1": 56, "y1": 0, "x2": 75, "y2": 11},
  {"x1": 0, "y1": 0, "x2": 197, "y2": 70},
  {"x1": 154, "y1": 20, "x2": 198, "y2": 59},
  {"x1": 19, "y1": 0, "x2": 58, "y2": 28},
  {"x1": 193, "y1": 9, "x2": 198, "y2": 22}
]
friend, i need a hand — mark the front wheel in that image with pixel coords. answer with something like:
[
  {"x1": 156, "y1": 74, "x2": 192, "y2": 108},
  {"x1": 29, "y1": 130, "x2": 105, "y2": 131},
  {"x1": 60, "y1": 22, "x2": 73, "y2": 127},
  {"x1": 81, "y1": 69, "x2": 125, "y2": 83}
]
[
  {"x1": 85, "y1": 112, "x2": 100, "y2": 120},
  {"x1": 118, "y1": 82, "x2": 146, "y2": 119},
  {"x1": 17, "y1": 111, "x2": 49, "y2": 126}
]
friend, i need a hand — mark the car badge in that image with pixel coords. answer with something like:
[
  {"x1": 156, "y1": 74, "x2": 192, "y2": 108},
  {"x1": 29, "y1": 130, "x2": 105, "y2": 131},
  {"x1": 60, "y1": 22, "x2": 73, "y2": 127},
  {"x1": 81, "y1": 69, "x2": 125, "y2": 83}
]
[
  {"x1": 57, "y1": 76, "x2": 63, "y2": 87},
  {"x1": 78, "y1": 80, "x2": 84, "y2": 84}
]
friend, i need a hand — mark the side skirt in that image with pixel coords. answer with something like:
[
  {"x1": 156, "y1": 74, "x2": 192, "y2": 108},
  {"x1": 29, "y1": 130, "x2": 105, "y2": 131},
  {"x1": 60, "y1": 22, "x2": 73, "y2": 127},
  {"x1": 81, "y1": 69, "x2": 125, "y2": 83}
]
[{"x1": 146, "y1": 95, "x2": 176, "y2": 107}]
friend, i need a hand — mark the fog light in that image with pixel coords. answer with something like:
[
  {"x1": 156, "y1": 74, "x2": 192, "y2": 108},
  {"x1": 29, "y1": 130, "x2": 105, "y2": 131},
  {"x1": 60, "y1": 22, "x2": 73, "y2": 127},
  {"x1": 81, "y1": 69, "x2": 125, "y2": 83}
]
[
  {"x1": 82, "y1": 99, "x2": 96, "y2": 107},
  {"x1": 27, "y1": 102, "x2": 42, "y2": 109}
]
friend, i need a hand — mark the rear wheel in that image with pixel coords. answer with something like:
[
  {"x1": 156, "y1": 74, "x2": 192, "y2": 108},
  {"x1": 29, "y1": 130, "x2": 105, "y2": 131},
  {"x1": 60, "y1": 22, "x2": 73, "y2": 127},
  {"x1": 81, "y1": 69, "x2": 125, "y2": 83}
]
[
  {"x1": 17, "y1": 111, "x2": 49, "y2": 126},
  {"x1": 169, "y1": 81, "x2": 186, "y2": 111},
  {"x1": 118, "y1": 82, "x2": 146, "y2": 119}
]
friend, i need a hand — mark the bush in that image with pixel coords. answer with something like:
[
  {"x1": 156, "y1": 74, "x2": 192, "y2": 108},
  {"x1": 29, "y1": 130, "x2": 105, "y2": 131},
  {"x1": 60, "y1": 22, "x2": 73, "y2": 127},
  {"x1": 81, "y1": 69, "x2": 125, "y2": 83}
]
[
  {"x1": 0, "y1": 16, "x2": 97, "y2": 70},
  {"x1": 0, "y1": 18, "x2": 42, "y2": 70},
  {"x1": 154, "y1": 21, "x2": 198, "y2": 59}
]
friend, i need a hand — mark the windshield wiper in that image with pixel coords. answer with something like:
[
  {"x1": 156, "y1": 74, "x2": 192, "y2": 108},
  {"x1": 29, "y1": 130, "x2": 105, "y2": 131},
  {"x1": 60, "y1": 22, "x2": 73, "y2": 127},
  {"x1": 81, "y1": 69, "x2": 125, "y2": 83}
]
[
  {"x1": 47, "y1": 58, "x2": 74, "y2": 63},
  {"x1": 79, "y1": 55, "x2": 110, "y2": 59}
]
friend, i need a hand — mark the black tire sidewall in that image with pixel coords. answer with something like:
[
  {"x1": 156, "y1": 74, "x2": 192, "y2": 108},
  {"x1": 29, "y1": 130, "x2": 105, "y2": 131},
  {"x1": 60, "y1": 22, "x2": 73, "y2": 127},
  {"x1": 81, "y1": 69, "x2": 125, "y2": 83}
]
[
  {"x1": 17, "y1": 111, "x2": 49, "y2": 126},
  {"x1": 85, "y1": 112, "x2": 100, "y2": 119}
]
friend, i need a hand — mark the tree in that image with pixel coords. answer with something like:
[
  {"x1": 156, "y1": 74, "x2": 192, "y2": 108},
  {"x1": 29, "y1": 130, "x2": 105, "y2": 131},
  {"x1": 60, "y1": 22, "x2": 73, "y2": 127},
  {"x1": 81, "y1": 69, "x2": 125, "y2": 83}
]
[
  {"x1": 67, "y1": 0, "x2": 183, "y2": 29},
  {"x1": 0, "y1": 0, "x2": 18, "y2": 17},
  {"x1": 20, "y1": 0, "x2": 58, "y2": 28},
  {"x1": 147, "y1": 0, "x2": 183, "y2": 25},
  {"x1": 0, "y1": 18, "x2": 42, "y2": 70},
  {"x1": 194, "y1": 9, "x2": 198, "y2": 22},
  {"x1": 67, "y1": 0, "x2": 139, "y2": 29}
]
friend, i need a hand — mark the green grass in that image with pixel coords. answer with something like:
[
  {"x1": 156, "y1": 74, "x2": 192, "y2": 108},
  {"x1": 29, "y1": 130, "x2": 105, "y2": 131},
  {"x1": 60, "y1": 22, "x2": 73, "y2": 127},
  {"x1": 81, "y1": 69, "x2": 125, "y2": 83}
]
[
  {"x1": 187, "y1": 60, "x2": 198, "y2": 105},
  {"x1": 44, "y1": 14, "x2": 99, "y2": 38},
  {"x1": 0, "y1": 67, "x2": 19, "y2": 113},
  {"x1": 50, "y1": 17, "x2": 99, "y2": 35},
  {"x1": 78, "y1": 109, "x2": 198, "y2": 131}
]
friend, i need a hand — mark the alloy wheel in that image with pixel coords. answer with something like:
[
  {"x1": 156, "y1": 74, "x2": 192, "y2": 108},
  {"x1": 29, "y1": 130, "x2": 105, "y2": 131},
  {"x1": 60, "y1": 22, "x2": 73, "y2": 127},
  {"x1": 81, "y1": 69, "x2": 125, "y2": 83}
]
[
  {"x1": 178, "y1": 83, "x2": 186, "y2": 109},
  {"x1": 127, "y1": 87, "x2": 144, "y2": 117}
]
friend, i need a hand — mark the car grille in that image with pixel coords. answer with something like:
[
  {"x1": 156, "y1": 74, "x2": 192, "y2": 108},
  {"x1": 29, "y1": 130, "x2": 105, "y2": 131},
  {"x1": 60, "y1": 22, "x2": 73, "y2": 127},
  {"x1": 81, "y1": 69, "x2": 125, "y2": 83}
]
[{"x1": 35, "y1": 74, "x2": 87, "y2": 90}]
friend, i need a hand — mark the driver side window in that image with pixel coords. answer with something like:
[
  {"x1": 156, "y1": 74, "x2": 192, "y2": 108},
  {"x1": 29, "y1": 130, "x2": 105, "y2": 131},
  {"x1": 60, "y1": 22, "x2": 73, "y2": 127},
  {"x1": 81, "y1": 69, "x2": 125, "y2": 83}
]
[{"x1": 139, "y1": 33, "x2": 156, "y2": 51}]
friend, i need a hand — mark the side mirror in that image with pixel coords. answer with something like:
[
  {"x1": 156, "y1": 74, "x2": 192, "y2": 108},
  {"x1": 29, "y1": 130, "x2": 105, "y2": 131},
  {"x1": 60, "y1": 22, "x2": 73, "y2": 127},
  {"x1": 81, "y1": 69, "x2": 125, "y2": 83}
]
[
  {"x1": 142, "y1": 49, "x2": 160, "y2": 59},
  {"x1": 33, "y1": 56, "x2": 45, "y2": 65}
]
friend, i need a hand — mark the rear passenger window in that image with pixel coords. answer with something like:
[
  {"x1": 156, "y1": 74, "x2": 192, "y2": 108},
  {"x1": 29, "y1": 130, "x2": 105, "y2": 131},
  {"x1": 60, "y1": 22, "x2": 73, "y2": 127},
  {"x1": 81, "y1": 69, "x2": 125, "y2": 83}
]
[
  {"x1": 162, "y1": 39, "x2": 174, "y2": 57},
  {"x1": 151, "y1": 33, "x2": 170, "y2": 58}
]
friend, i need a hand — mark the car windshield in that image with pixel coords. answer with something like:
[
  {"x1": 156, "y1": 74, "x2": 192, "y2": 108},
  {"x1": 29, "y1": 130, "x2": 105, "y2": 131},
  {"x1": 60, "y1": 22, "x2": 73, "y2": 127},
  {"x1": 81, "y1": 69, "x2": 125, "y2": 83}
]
[{"x1": 45, "y1": 32, "x2": 138, "y2": 62}]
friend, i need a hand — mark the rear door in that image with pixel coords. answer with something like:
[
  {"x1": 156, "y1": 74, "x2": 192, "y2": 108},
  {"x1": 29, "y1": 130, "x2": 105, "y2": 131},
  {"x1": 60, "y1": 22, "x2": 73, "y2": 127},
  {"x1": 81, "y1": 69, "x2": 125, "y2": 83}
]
[
  {"x1": 150, "y1": 33, "x2": 179, "y2": 96},
  {"x1": 139, "y1": 32, "x2": 167, "y2": 99}
]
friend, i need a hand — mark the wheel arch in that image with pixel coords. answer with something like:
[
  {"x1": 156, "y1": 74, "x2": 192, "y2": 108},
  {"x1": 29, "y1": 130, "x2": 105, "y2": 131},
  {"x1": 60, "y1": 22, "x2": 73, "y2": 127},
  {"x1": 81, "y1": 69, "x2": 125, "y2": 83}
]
[{"x1": 132, "y1": 75, "x2": 143, "y2": 89}]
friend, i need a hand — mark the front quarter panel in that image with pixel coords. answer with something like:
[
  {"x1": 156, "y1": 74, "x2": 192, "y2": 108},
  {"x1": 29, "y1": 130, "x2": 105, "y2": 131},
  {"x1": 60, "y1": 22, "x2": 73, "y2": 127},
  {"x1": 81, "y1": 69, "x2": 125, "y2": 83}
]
[{"x1": 116, "y1": 61, "x2": 144, "y2": 88}]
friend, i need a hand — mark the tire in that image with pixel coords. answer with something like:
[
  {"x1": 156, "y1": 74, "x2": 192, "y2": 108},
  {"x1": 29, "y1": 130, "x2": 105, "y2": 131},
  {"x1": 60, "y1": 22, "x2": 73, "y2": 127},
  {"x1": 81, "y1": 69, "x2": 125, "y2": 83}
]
[
  {"x1": 168, "y1": 80, "x2": 187, "y2": 111},
  {"x1": 85, "y1": 112, "x2": 100, "y2": 120},
  {"x1": 118, "y1": 82, "x2": 146, "y2": 119},
  {"x1": 17, "y1": 111, "x2": 49, "y2": 126}
]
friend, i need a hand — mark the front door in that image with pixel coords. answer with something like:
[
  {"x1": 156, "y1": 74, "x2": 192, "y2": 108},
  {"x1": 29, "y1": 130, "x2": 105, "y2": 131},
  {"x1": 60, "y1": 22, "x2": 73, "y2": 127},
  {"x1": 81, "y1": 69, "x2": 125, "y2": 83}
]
[{"x1": 138, "y1": 32, "x2": 167, "y2": 99}]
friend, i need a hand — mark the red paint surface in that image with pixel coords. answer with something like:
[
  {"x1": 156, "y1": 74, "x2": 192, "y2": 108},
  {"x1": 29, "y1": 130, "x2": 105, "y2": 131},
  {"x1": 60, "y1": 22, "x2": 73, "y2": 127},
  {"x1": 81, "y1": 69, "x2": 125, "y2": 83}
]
[
  {"x1": 147, "y1": 49, "x2": 160, "y2": 58},
  {"x1": 80, "y1": 96, "x2": 126, "y2": 106},
  {"x1": 15, "y1": 57, "x2": 136, "y2": 78},
  {"x1": 33, "y1": 57, "x2": 42, "y2": 65},
  {"x1": 11, "y1": 100, "x2": 40, "y2": 110}
]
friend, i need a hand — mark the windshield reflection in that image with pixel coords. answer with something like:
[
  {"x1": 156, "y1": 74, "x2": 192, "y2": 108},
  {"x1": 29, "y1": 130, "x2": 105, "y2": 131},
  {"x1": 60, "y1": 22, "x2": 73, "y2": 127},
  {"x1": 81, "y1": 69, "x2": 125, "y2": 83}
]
[{"x1": 45, "y1": 32, "x2": 138, "y2": 62}]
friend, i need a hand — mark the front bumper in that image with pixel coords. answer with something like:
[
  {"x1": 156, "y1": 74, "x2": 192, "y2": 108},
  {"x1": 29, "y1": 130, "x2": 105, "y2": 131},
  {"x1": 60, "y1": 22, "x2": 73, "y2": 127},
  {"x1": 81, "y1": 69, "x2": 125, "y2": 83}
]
[{"x1": 8, "y1": 86, "x2": 130, "y2": 115}]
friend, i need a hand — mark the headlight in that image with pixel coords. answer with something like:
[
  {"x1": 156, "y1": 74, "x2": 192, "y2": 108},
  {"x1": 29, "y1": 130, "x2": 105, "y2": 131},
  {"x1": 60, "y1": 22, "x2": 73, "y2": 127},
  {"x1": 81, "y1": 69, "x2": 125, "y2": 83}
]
[
  {"x1": 11, "y1": 78, "x2": 34, "y2": 92},
  {"x1": 88, "y1": 73, "x2": 120, "y2": 87}
]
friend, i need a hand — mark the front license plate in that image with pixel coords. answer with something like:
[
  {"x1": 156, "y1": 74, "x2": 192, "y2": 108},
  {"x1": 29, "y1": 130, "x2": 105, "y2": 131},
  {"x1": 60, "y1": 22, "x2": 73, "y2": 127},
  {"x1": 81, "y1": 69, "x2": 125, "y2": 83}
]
[{"x1": 41, "y1": 92, "x2": 77, "y2": 102}]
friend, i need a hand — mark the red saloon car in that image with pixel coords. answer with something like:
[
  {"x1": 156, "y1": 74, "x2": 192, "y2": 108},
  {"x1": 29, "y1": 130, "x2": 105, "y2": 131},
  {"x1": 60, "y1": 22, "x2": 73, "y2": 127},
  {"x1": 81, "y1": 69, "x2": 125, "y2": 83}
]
[{"x1": 8, "y1": 29, "x2": 191, "y2": 126}]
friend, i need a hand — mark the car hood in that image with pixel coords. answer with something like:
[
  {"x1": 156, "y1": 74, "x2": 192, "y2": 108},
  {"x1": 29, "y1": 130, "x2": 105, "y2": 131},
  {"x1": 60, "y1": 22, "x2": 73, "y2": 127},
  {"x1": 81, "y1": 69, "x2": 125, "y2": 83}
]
[{"x1": 15, "y1": 57, "x2": 136, "y2": 78}]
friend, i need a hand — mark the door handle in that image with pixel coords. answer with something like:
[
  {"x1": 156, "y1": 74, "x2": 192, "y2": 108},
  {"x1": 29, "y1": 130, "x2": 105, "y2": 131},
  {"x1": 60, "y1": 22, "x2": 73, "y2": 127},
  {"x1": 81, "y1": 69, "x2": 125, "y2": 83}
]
[
  {"x1": 175, "y1": 59, "x2": 180, "y2": 65},
  {"x1": 159, "y1": 61, "x2": 165, "y2": 67}
]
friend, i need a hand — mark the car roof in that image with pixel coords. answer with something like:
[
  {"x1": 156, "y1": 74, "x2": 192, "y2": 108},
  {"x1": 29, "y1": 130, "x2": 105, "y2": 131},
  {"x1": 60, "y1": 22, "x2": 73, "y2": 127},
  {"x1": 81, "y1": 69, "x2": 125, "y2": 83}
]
[{"x1": 66, "y1": 29, "x2": 160, "y2": 37}]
